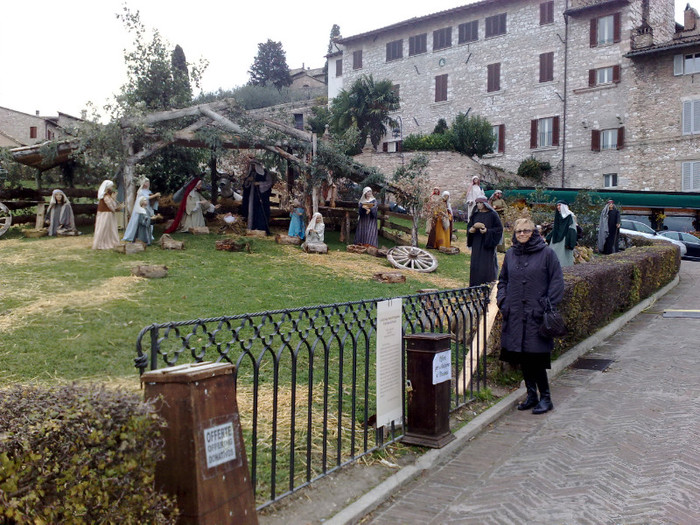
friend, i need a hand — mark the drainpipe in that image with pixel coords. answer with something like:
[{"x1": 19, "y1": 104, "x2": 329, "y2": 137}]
[{"x1": 561, "y1": 1, "x2": 569, "y2": 188}]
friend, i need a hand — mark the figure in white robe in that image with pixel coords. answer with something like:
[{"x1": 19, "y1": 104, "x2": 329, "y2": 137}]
[
  {"x1": 179, "y1": 180, "x2": 214, "y2": 232},
  {"x1": 465, "y1": 176, "x2": 486, "y2": 223},
  {"x1": 92, "y1": 180, "x2": 123, "y2": 250}
]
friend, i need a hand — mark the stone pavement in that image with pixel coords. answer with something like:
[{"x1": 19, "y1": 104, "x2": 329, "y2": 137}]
[{"x1": 331, "y1": 261, "x2": 700, "y2": 525}]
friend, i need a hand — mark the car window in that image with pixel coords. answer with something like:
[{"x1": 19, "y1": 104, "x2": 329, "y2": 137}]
[
  {"x1": 681, "y1": 233, "x2": 700, "y2": 244},
  {"x1": 620, "y1": 220, "x2": 634, "y2": 230},
  {"x1": 660, "y1": 232, "x2": 679, "y2": 241},
  {"x1": 635, "y1": 222, "x2": 656, "y2": 235}
]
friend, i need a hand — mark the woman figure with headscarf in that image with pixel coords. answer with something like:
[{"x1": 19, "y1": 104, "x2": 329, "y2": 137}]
[
  {"x1": 465, "y1": 176, "x2": 486, "y2": 223},
  {"x1": 467, "y1": 197, "x2": 503, "y2": 286},
  {"x1": 92, "y1": 180, "x2": 124, "y2": 250},
  {"x1": 546, "y1": 201, "x2": 578, "y2": 267},
  {"x1": 288, "y1": 198, "x2": 305, "y2": 239},
  {"x1": 355, "y1": 187, "x2": 378, "y2": 247},
  {"x1": 45, "y1": 189, "x2": 77, "y2": 236},
  {"x1": 424, "y1": 187, "x2": 441, "y2": 235},
  {"x1": 597, "y1": 200, "x2": 621, "y2": 254},
  {"x1": 427, "y1": 191, "x2": 451, "y2": 249},
  {"x1": 122, "y1": 196, "x2": 153, "y2": 245}
]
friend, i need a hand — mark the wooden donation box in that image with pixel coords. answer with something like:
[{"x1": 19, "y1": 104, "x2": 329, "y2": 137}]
[
  {"x1": 142, "y1": 362, "x2": 258, "y2": 525},
  {"x1": 402, "y1": 333, "x2": 455, "y2": 448}
]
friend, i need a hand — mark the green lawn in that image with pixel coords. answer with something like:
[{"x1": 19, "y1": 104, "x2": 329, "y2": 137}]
[{"x1": 1, "y1": 223, "x2": 475, "y2": 382}]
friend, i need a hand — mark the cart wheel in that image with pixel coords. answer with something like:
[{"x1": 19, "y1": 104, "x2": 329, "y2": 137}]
[
  {"x1": 0, "y1": 202, "x2": 11, "y2": 237},
  {"x1": 386, "y1": 245, "x2": 438, "y2": 273}
]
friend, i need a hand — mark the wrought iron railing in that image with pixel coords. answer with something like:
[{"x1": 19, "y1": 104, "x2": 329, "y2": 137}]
[{"x1": 135, "y1": 285, "x2": 491, "y2": 509}]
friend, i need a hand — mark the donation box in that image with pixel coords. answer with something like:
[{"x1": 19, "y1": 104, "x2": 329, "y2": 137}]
[
  {"x1": 142, "y1": 362, "x2": 258, "y2": 525},
  {"x1": 402, "y1": 333, "x2": 455, "y2": 448}
]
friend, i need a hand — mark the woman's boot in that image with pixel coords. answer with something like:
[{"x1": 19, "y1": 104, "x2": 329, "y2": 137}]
[
  {"x1": 518, "y1": 365, "x2": 539, "y2": 410},
  {"x1": 532, "y1": 369, "x2": 553, "y2": 414}
]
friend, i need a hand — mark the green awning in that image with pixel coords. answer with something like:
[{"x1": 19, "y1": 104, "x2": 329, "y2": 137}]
[{"x1": 488, "y1": 188, "x2": 700, "y2": 211}]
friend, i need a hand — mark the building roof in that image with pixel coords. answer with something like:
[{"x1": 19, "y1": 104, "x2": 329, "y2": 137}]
[
  {"x1": 625, "y1": 32, "x2": 700, "y2": 58},
  {"x1": 336, "y1": 0, "x2": 512, "y2": 45},
  {"x1": 563, "y1": 0, "x2": 630, "y2": 17}
]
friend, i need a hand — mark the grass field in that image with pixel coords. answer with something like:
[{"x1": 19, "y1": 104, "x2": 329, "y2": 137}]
[{"x1": 0, "y1": 221, "x2": 480, "y2": 383}]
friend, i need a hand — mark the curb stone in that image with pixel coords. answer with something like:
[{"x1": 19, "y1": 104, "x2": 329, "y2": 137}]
[{"x1": 324, "y1": 275, "x2": 679, "y2": 525}]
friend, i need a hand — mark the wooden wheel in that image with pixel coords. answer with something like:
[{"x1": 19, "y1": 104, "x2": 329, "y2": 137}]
[
  {"x1": 0, "y1": 202, "x2": 11, "y2": 237},
  {"x1": 387, "y1": 246, "x2": 438, "y2": 273}
]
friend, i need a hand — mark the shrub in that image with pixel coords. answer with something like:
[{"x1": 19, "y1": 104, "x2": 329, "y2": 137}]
[
  {"x1": 450, "y1": 113, "x2": 495, "y2": 157},
  {"x1": 0, "y1": 383, "x2": 179, "y2": 524},
  {"x1": 402, "y1": 132, "x2": 453, "y2": 152},
  {"x1": 432, "y1": 118, "x2": 449, "y2": 135},
  {"x1": 517, "y1": 156, "x2": 551, "y2": 183}
]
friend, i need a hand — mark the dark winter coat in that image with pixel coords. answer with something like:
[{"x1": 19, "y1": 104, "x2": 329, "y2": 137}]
[{"x1": 497, "y1": 231, "x2": 565, "y2": 354}]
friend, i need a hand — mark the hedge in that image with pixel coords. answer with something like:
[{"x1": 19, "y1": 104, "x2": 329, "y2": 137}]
[{"x1": 0, "y1": 383, "x2": 179, "y2": 524}]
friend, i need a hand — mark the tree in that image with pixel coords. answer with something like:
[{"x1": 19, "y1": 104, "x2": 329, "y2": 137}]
[
  {"x1": 323, "y1": 24, "x2": 341, "y2": 83},
  {"x1": 171, "y1": 44, "x2": 192, "y2": 107},
  {"x1": 248, "y1": 40, "x2": 292, "y2": 90},
  {"x1": 391, "y1": 154, "x2": 431, "y2": 246},
  {"x1": 450, "y1": 113, "x2": 495, "y2": 157},
  {"x1": 329, "y1": 75, "x2": 400, "y2": 152}
]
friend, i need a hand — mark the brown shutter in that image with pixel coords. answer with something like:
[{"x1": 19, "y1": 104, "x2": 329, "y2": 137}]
[
  {"x1": 495, "y1": 63, "x2": 500, "y2": 91},
  {"x1": 590, "y1": 18, "x2": 597, "y2": 47},
  {"x1": 540, "y1": 54, "x2": 546, "y2": 83},
  {"x1": 613, "y1": 12, "x2": 621, "y2": 43},
  {"x1": 531, "y1": 120, "x2": 538, "y2": 149},
  {"x1": 617, "y1": 127, "x2": 625, "y2": 149},
  {"x1": 591, "y1": 129, "x2": 601, "y2": 151},
  {"x1": 540, "y1": 2, "x2": 547, "y2": 25},
  {"x1": 552, "y1": 116, "x2": 560, "y2": 146},
  {"x1": 612, "y1": 65, "x2": 621, "y2": 83},
  {"x1": 589, "y1": 69, "x2": 596, "y2": 86},
  {"x1": 498, "y1": 124, "x2": 505, "y2": 153}
]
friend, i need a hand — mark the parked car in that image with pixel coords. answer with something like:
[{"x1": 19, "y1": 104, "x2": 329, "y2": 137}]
[
  {"x1": 619, "y1": 219, "x2": 687, "y2": 257},
  {"x1": 658, "y1": 231, "x2": 700, "y2": 259}
]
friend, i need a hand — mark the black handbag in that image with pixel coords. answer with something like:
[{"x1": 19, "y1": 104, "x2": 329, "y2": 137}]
[{"x1": 539, "y1": 297, "x2": 567, "y2": 338}]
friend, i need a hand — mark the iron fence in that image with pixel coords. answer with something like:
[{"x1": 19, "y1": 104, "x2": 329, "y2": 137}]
[{"x1": 135, "y1": 285, "x2": 491, "y2": 509}]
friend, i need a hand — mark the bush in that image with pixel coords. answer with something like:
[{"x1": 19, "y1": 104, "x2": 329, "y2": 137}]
[
  {"x1": 402, "y1": 132, "x2": 453, "y2": 152},
  {"x1": 432, "y1": 118, "x2": 449, "y2": 135},
  {"x1": 450, "y1": 113, "x2": 495, "y2": 157},
  {"x1": 517, "y1": 156, "x2": 551, "y2": 183},
  {"x1": 0, "y1": 383, "x2": 179, "y2": 524}
]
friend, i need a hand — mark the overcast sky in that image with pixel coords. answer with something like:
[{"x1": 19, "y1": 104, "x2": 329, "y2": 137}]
[{"x1": 1, "y1": 0, "x2": 696, "y2": 120}]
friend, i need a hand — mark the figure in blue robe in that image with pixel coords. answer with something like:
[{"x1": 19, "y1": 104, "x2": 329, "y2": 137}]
[{"x1": 288, "y1": 199, "x2": 305, "y2": 239}]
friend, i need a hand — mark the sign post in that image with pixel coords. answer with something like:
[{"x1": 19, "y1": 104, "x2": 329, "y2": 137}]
[{"x1": 142, "y1": 362, "x2": 258, "y2": 525}]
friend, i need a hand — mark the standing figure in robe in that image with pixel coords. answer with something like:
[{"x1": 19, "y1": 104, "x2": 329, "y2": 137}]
[
  {"x1": 426, "y1": 192, "x2": 451, "y2": 249},
  {"x1": 597, "y1": 200, "x2": 621, "y2": 254},
  {"x1": 123, "y1": 196, "x2": 153, "y2": 245},
  {"x1": 241, "y1": 159, "x2": 273, "y2": 234},
  {"x1": 288, "y1": 199, "x2": 305, "y2": 239},
  {"x1": 546, "y1": 201, "x2": 578, "y2": 267},
  {"x1": 354, "y1": 186, "x2": 378, "y2": 247},
  {"x1": 467, "y1": 197, "x2": 503, "y2": 286},
  {"x1": 92, "y1": 180, "x2": 124, "y2": 250},
  {"x1": 45, "y1": 189, "x2": 78, "y2": 236},
  {"x1": 465, "y1": 176, "x2": 486, "y2": 224},
  {"x1": 424, "y1": 187, "x2": 441, "y2": 236}
]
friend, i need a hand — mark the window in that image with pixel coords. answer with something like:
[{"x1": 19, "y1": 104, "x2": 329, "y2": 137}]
[
  {"x1": 47, "y1": 129, "x2": 54, "y2": 140},
  {"x1": 675, "y1": 53, "x2": 700, "y2": 75},
  {"x1": 409, "y1": 33, "x2": 427, "y2": 56},
  {"x1": 30, "y1": 126, "x2": 37, "y2": 139},
  {"x1": 353, "y1": 50, "x2": 362, "y2": 70},
  {"x1": 435, "y1": 74, "x2": 448, "y2": 102},
  {"x1": 433, "y1": 27, "x2": 452, "y2": 50},
  {"x1": 539, "y1": 52, "x2": 554, "y2": 82},
  {"x1": 485, "y1": 13, "x2": 507, "y2": 37},
  {"x1": 386, "y1": 39, "x2": 403, "y2": 61},
  {"x1": 335, "y1": 59, "x2": 342, "y2": 77},
  {"x1": 487, "y1": 63, "x2": 501, "y2": 92},
  {"x1": 589, "y1": 65, "x2": 620, "y2": 86},
  {"x1": 590, "y1": 13, "x2": 621, "y2": 47},
  {"x1": 604, "y1": 173, "x2": 618, "y2": 188},
  {"x1": 392, "y1": 84, "x2": 400, "y2": 107},
  {"x1": 458, "y1": 21, "x2": 478, "y2": 43},
  {"x1": 682, "y1": 100, "x2": 700, "y2": 135},
  {"x1": 293, "y1": 114, "x2": 304, "y2": 130},
  {"x1": 540, "y1": 1, "x2": 554, "y2": 25},
  {"x1": 530, "y1": 116, "x2": 560, "y2": 148},
  {"x1": 492, "y1": 124, "x2": 505, "y2": 153},
  {"x1": 591, "y1": 127, "x2": 625, "y2": 150},
  {"x1": 682, "y1": 161, "x2": 700, "y2": 191}
]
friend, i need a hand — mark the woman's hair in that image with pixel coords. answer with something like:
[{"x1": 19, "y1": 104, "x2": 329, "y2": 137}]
[{"x1": 514, "y1": 217, "x2": 535, "y2": 231}]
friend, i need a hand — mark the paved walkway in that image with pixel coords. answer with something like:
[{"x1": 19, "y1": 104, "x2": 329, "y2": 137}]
[{"x1": 349, "y1": 261, "x2": 700, "y2": 525}]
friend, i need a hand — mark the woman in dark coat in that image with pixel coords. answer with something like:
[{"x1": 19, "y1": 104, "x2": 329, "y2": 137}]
[{"x1": 497, "y1": 217, "x2": 565, "y2": 414}]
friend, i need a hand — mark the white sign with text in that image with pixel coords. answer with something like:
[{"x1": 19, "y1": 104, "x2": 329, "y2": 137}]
[
  {"x1": 432, "y1": 350, "x2": 451, "y2": 385},
  {"x1": 376, "y1": 299, "x2": 403, "y2": 428},
  {"x1": 204, "y1": 421, "x2": 237, "y2": 469}
]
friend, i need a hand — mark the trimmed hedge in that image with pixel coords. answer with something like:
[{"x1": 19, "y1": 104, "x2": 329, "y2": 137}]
[
  {"x1": 0, "y1": 383, "x2": 179, "y2": 524},
  {"x1": 489, "y1": 239, "x2": 681, "y2": 356}
]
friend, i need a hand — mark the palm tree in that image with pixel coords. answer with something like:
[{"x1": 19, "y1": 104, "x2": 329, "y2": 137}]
[{"x1": 330, "y1": 75, "x2": 399, "y2": 152}]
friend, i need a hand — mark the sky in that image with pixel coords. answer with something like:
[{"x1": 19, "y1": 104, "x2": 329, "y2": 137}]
[{"x1": 1, "y1": 0, "x2": 697, "y2": 121}]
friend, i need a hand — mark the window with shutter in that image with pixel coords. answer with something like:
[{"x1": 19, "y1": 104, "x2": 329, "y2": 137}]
[
  {"x1": 603, "y1": 173, "x2": 618, "y2": 187},
  {"x1": 353, "y1": 50, "x2": 362, "y2": 70},
  {"x1": 682, "y1": 100, "x2": 700, "y2": 135},
  {"x1": 492, "y1": 124, "x2": 505, "y2": 153},
  {"x1": 674, "y1": 54, "x2": 684, "y2": 76},
  {"x1": 487, "y1": 63, "x2": 501, "y2": 92},
  {"x1": 485, "y1": 13, "x2": 507, "y2": 38},
  {"x1": 409, "y1": 34, "x2": 427, "y2": 56},
  {"x1": 335, "y1": 59, "x2": 342, "y2": 77},
  {"x1": 433, "y1": 27, "x2": 452, "y2": 50},
  {"x1": 435, "y1": 74, "x2": 448, "y2": 102},
  {"x1": 617, "y1": 127, "x2": 625, "y2": 149},
  {"x1": 386, "y1": 40, "x2": 403, "y2": 62},
  {"x1": 681, "y1": 161, "x2": 700, "y2": 191},
  {"x1": 539, "y1": 52, "x2": 553, "y2": 82},
  {"x1": 530, "y1": 120, "x2": 538, "y2": 149},
  {"x1": 591, "y1": 129, "x2": 601, "y2": 151},
  {"x1": 29, "y1": 126, "x2": 37, "y2": 139},
  {"x1": 458, "y1": 20, "x2": 478, "y2": 43},
  {"x1": 601, "y1": 129, "x2": 618, "y2": 150},
  {"x1": 535, "y1": 117, "x2": 555, "y2": 147},
  {"x1": 540, "y1": 2, "x2": 554, "y2": 25}
]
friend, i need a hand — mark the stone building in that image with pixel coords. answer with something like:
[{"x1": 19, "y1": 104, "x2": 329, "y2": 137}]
[
  {"x1": 331, "y1": 0, "x2": 700, "y2": 193},
  {"x1": 0, "y1": 107, "x2": 82, "y2": 147}
]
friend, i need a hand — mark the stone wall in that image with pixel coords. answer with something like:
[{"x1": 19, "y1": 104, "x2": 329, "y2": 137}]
[{"x1": 0, "y1": 107, "x2": 53, "y2": 146}]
